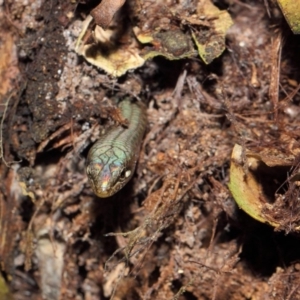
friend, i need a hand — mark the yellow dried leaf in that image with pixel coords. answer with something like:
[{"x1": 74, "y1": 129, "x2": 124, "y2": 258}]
[
  {"x1": 76, "y1": 18, "x2": 145, "y2": 77},
  {"x1": 192, "y1": 0, "x2": 233, "y2": 64},
  {"x1": 228, "y1": 144, "x2": 278, "y2": 226},
  {"x1": 0, "y1": 273, "x2": 13, "y2": 300},
  {"x1": 79, "y1": 44, "x2": 145, "y2": 77},
  {"x1": 229, "y1": 144, "x2": 300, "y2": 231}
]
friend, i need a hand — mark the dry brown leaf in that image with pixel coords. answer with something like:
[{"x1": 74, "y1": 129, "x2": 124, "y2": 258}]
[
  {"x1": 0, "y1": 32, "x2": 19, "y2": 99},
  {"x1": 91, "y1": 0, "x2": 126, "y2": 29}
]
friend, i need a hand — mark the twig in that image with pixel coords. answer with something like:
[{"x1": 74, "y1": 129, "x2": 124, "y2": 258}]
[{"x1": 0, "y1": 93, "x2": 13, "y2": 167}]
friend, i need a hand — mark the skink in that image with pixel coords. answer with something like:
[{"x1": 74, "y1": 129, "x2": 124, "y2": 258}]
[{"x1": 86, "y1": 100, "x2": 147, "y2": 198}]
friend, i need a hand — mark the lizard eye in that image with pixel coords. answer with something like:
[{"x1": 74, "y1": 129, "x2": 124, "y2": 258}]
[{"x1": 119, "y1": 169, "x2": 132, "y2": 181}]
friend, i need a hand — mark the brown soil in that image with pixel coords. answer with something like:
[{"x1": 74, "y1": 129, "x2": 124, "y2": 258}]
[{"x1": 1, "y1": 0, "x2": 300, "y2": 299}]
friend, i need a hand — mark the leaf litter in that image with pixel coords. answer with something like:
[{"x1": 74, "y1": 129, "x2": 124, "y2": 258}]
[{"x1": 1, "y1": 0, "x2": 300, "y2": 299}]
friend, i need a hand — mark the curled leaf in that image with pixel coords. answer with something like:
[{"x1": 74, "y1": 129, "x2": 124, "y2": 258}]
[
  {"x1": 76, "y1": 16, "x2": 145, "y2": 77},
  {"x1": 228, "y1": 144, "x2": 277, "y2": 226},
  {"x1": 228, "y1": 144, "x2": 300, "y2": 232}
]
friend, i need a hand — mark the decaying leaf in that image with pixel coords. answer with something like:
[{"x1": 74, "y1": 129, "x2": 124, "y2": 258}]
[
  {"x1": 277, "y1": 0, "x2": 300, "y2": 34},
  {"x1": 134, "y1": 0, "x2": 233, "y2": 63},
  {"x1": 76, "y1": 0, "x2": 233, "y2": 76},
  {"x1": 91, "y1": 0, "x2": 126, "y2": 29},
  {"x1": 228, "y1": 144, "x2": 300, "y2": 232},
  {"x1": 75, "y1": 15, "x2": 145, "y2": 77},
  {"x1": 134, "y1": 28, "x2": 196, "y2": 60},
  {"x1": 0, "y1": 30, "x2": 19, "y2": 99},
  {"x1": 246, "y1": 149, "x2": 295, "y2": 167},
  {"x1": 0, "y1": 273, "x2": 13, "y2": 300},
  {"x1": 228, "y1": 144, "x2": 277, "y2": 226},
  {"x1": 192, "y1": 0, "x2": 233, "y2": 63}
]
